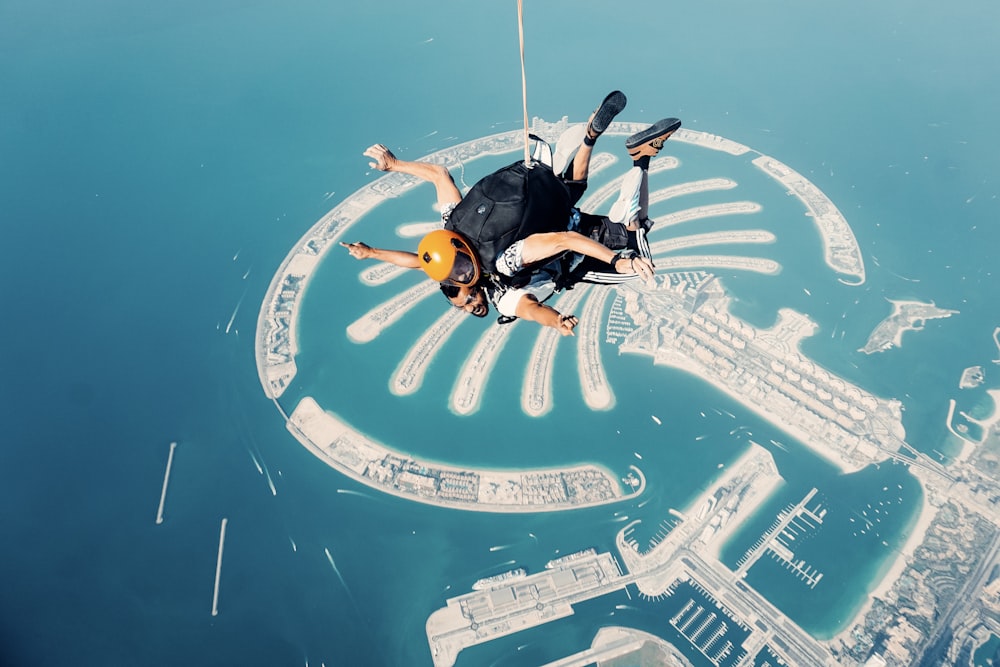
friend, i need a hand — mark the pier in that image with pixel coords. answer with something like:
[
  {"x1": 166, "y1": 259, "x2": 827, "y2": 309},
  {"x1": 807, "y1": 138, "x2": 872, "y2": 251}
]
[
  {"x1": 155, "y1": 441, "x2": 177, "y2": 525},
  {"x1": 212, "y1": 518, "x2": 228, "y2": 616},
  {"x1": 734, "y1": 488, "x2": 818, "y2": 579}
]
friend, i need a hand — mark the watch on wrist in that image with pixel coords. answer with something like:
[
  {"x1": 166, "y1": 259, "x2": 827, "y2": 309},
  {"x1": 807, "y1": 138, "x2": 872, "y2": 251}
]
[{"x1": 614, "y1": 248, "x2": 637, "y2": 269}]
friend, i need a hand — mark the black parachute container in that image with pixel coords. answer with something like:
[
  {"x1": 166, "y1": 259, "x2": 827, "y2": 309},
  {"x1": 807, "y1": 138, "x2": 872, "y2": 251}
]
[{"x1": 444, "y1": 159, "x2": 572, "y2": 272}]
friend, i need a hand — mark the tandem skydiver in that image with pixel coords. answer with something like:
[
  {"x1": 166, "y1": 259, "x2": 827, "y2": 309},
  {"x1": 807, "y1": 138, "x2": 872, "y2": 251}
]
[{"x1": 341, "y1": 91, "x2": 681, "y2": 336}]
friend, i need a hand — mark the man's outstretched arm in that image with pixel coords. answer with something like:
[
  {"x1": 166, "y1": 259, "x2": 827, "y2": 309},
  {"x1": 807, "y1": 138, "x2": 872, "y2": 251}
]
[
  {"x1": 364, "y1": 143, "x2": 462, "y2": 206},
  {"x1": 514, "y1": 294, "x2": 578, "y2": 336},
  {"x1": 517, "y1": 231, "x2": 655, "y2": 281},
  {"x1": 340, "y1": 241, "x2": 421, "y2": 269}
]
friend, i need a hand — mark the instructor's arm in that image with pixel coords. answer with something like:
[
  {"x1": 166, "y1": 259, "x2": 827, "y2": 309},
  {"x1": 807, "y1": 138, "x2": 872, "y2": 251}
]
[
  {"x1": 364, "y1": 143, "x2": 462, "y2": 207},
  {"x1": 514, "y1": 295, "x2": 578, "y2": 336},
  {"x1": 518, "y1": 231, "x2": 655, "y2": 280},
  {"x1": 339, "y1": 241, "x2": 421, "y2": 269}
]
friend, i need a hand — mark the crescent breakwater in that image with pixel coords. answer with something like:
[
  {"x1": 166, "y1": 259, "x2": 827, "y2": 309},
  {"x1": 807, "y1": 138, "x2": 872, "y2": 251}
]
[{"x1": 285, "y1": 396, "x2": 644, "y2": 513}]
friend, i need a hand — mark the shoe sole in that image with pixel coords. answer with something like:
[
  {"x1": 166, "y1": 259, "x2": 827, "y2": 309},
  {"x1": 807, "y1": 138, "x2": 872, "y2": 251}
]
[
  {"x1": 589, "y1": 91, "x2": 627, "y2": 136},
  {"x1": 626, "y1": 118, "x2": 682, "y2": 157}
]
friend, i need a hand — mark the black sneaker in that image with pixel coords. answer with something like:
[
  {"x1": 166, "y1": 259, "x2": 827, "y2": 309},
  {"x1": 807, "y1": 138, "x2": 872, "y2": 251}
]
[
  {"x1": 625, "y1": 118, "x2": 682, "y2": 159},
  {"x1": 586, "y1": 90, "x2": 627, "y2": 140}
]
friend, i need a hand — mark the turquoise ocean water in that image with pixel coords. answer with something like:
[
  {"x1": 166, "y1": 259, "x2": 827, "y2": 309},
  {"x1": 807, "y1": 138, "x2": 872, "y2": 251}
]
[{"x1": 3, "y1": 1, "x2": 1000, "y2": 665}]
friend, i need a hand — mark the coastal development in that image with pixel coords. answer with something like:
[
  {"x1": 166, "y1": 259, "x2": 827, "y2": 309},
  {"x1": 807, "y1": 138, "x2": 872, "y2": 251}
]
[
  {"x1": 426, "y1": 412, "x2": 1000, "y2": 666},
  {"x1": 286, "y1": 396, "x2": 644, "y2": 512},
  {"x1": 605, "y1": 278, "x2": 1000, "y2": 663},
  {"x1": 607, "y1": 274, "x2": 913, "y2": 473},
  {"x1": 419, "y1": 272, "x2": 1000, "y2": 665},
  {"x1": 427, "y1": 445, "x2": 847, "y2": 667},
  {"x1": 254, "y1": 120, "x2": 873, "y2": 511},
  {"x1": 279, "y1": 263, "x2": 922, "y2": 510},
  {"x1": 252, "y1": 122, "x2": 1000, "y2": 665}
]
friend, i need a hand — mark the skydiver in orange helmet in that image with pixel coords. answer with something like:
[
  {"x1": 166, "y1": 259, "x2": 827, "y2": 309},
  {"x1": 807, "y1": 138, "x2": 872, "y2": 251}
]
[{"x1": 342, "y1": 92, "x2": 680, "y2": 336}]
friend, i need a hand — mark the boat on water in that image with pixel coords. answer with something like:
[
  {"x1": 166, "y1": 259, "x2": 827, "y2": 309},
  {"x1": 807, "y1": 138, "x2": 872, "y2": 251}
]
[
  {"x1": 472, "y1": 568, "x2": 527, "y2": 590},
  {"x1": 545, "y1": 548, "x2": 596, "y2": 569}
]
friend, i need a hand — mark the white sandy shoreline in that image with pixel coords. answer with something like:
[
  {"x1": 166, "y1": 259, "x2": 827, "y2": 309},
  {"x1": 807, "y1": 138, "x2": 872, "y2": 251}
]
[{"x1": 829, "y1": 480, "x2": 937, "y2": 643}]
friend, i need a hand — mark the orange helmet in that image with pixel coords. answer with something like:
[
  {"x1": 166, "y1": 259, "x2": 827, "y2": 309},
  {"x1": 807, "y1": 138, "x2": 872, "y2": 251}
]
[{"x1": 417, "y1": 230, "x2": 481, "y2": 286}]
